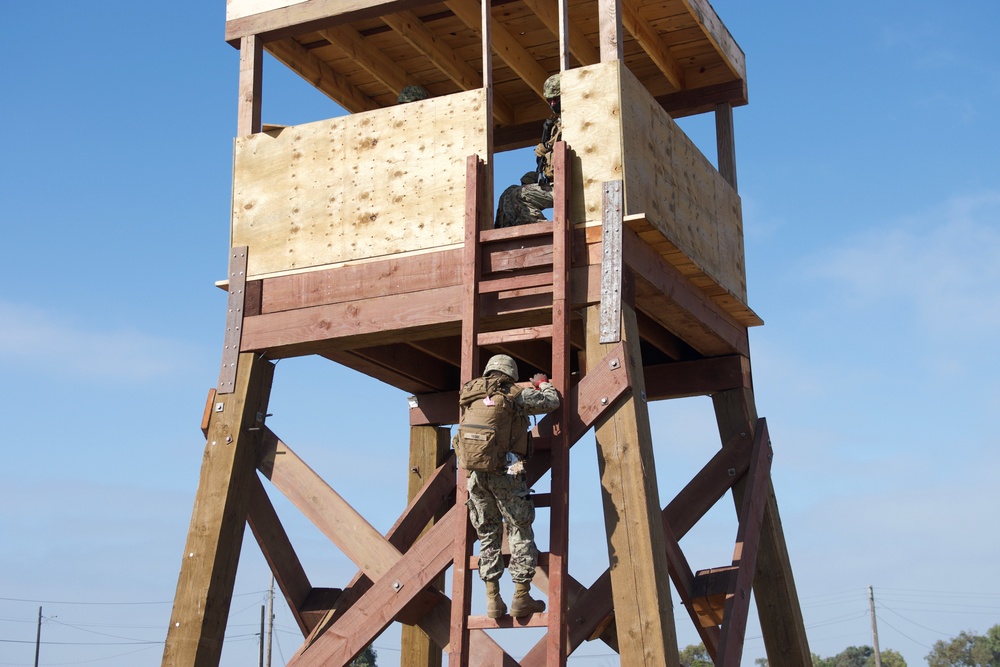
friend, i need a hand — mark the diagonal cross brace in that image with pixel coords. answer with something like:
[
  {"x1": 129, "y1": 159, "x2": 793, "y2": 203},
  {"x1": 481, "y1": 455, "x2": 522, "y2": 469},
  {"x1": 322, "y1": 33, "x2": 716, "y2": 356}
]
[
  {"x1": 261, "y1": 343, "x2": 630, "y2": 666},
  {"x1": 519, "y1": 421, "x2": 762, "y2": 665},
  {"x1": 715, "y1": 418, "x2": 772, "y2": 666}
]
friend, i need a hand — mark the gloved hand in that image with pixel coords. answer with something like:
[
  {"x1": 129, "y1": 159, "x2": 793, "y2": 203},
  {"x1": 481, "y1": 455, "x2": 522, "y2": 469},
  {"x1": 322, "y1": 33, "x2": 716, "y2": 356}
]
[
  {"x1": 505, "y1": 452, "x2": 525, "y2": 476},
  {"x1": 530, "y1": 373, "x2": 548, "y2": 389}
]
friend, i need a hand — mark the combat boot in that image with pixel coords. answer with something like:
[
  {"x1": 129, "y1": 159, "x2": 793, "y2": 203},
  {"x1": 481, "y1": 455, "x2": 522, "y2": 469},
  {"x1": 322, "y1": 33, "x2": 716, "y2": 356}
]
[
  {"x1": 510, "y1": 581, "x2": 545, "y2": 618},
  {"x1": 485, "y1": 580, "x2": 507, "y2": 619}
]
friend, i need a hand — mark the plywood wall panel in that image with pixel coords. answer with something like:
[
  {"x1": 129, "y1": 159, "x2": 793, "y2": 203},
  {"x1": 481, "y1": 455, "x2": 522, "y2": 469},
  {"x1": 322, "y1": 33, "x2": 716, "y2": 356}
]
[
  {"x1": 561, "y1": 63, "x2": 625, "y2": 225},
  {"x1": 232, "y1": 90, "x2": 487, "y2": 278},
  {"x1": 617, "y1": 63, "x2": 746, "y2": 303}
]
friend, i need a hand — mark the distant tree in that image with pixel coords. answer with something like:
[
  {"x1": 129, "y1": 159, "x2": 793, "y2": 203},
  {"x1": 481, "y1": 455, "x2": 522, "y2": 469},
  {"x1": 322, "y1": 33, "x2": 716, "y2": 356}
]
[
  {"x1": 926, "y1": 624, "x2": 1000, "y2": 667},
  {"x1": 877, "y1": 648, "x2": 908, "y2": 667},
  {"x1": 828, "y1": 645, "x2": 874, "y2": 667},
  {"x1": 985, "y1": 625, "x2": 1000, "y2": 665},
  {"x1": 350, "y1": 645, "x2": 377, "y2": 667},
  {"x1": 811, "y1": 645, "x2": 907, "y2": 667},
  {"x1": 679, "y1": 642, "x2": 712, "y2": 667},
  {"x1": 755, "y1": 657, "x2": 770, "y2": 667}
]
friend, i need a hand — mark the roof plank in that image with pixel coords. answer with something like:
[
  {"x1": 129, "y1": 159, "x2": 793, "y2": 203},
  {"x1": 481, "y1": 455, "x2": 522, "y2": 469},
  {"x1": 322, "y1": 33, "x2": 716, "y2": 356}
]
[{"x1": 266, "y1": 38, "x2": 380, "y2": 112}]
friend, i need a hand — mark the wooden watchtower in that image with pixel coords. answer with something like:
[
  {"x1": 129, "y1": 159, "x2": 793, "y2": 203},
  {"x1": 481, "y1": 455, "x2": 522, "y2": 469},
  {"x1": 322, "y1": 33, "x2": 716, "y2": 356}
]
[{"x1": 162, "y1": 0, "x2": 812, "y2": 664}]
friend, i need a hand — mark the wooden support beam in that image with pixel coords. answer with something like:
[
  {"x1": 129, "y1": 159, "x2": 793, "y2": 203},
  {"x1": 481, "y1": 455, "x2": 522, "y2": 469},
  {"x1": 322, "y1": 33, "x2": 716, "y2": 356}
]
[
  {"x1": 716, "y1": 419, "x2": 772, "y2": 666},
  {"x1": 258, "y1": 249, "x2": 463, "y2": 315},
  {"x1": 237, "y1": 36, "x2": 263, "y2": 136},
  {"x1": 242, "y1": 283, "x2": 465, "y2": 353},
  {"x1": 319, "y1": 24, "x2": 411, "y2": 96},
  {"x1": 679, "y1": 0, "x2": 746, "y2": 82},
  {"x1": 643, "y1": 355, "x2": 750, "y2": 401},
  {"x1": 265, "y1": 38, "x2": 380, "y2": 113},
  {"x1": 401, "y1": 426, "x2": 450, "y2": 667},
  {"x1": 664, "y1": 522, "x2": 721, "y2": 653},
  {"x1": 258, "y1": 433, "x2": 399, "y2": 576},
  {"x1": 623, "y1": 225, "x2": 749, "y2": 357},
  {"x1": 246, "y1": 475, "x2": 317, "y2": 636},
  {"x1": 715, "y1": 102, "x2": 738, "y2": 190},
  {"x1": 520, "y1": 0, "x2": 598, "y2": 67},
  {"x1": 635, "y1": 308, "x2": 698, "y2": 361},
  {"x1": 621, "y1": 1, "x2": 684, "y2": 91},
  {"x1": 713, "y1": 389, "x2": 812, "y2": 667},
  {"x1": 162, "y1": 353, "x2": 275, "y2": 666},
  {"x1": 460, "y1": 155, "x2": 484, "y2": 383},
  {"x1": 546, "y1": 141, "x2": 573, "y2": 665},
  {"x1": 583, "y1": 304, "x2": 679, "y2": 667},
  {"x1": 298, "y1": 453, "x2": 457, "y2": 653},
  {"x1": 288, "y1": 509, "x2": 461, "y2": 667},
  {"x1": 656, "y1": 79, "x2": 748, "y2": 119},
  {"x1": 319, "y1": 348, "x2": 447, "y2": 395},
  {"x1": 350, "y1": 344, "x2": 458, "y2": 392},
  {"x1": 445, "y1": 0, "x2": 552, "y2": 101},
  {"x1": 381, "y1": 11, "x2": 516, "y2": 126},
  {"x1": 408, "y1": 337, "x2": 462, "y2": 368},
  {"x1": 259, "y1": 431, "x2": 518, "y2": 664},
  {"x1": 598, "y1": 0, "x2": 623, "y2": 61},
  {"x1": 521, "y1": 420, "x2": 756, "y2": 664},
  {"x1": 226, "y1": 0, "x2": 431, "y2": 43}
]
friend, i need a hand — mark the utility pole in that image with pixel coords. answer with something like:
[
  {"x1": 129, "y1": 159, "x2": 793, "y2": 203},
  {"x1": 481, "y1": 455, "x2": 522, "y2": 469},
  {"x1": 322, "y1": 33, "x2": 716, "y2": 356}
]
[
  {"x1": 869, "y1": 585, "x2": 882, "y2": 667},
  {"x1": 266, "y1": 575, "x2": 275, "y2": 667},
  {"x1": 259, "y1": 605, "x2": 265, "y2": 667},
  {"x1": 34, "y1": 606, "x2": 41, "y2": 667}
]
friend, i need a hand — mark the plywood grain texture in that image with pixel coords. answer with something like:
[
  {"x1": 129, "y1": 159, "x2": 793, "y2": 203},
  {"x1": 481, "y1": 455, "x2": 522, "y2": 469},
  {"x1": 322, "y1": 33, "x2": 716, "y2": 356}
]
[
  {"x1": 232, "y1": 90, "x2": 487, "y2": 278},
  {"x1": 618, "y1": 62, "x2": 747, "y2": 304}
]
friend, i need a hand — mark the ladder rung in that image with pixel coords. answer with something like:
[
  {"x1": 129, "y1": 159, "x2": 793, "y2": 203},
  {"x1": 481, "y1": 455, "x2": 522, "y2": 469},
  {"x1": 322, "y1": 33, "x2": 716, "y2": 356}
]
[
  {"x1": 470, "y1": 552, "x2": 551, "y2": 570},
  {"x1": 479, "y1": 272, "x2": 553, "y2": 295},
  {"x1": 483, "y1": 240, "x2": 554, "y2": 274},
  {"x1": 467, "y1": 612, "x2": 549, "y2": 629},
  {"x1": 480, "y1": 221, "x2": 556, "y2": 244},
  {"x1": 530, "y1": 492, "x2": 551, "y2": 507},
  {"x1": 478, "y1": 325, "x2": 553, "y2": 346}
]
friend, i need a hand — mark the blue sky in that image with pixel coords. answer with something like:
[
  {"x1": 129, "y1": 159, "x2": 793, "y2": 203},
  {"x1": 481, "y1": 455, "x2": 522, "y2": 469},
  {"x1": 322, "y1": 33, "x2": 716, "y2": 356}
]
[{"x1": 2, "y1": 1, "x2": 999, "y2": 666}]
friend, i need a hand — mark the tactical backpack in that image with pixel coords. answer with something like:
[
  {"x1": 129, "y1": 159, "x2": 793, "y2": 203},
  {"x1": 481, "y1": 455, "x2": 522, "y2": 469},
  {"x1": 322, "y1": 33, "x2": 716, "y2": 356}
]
[{"x1": 455, "y1": 376, "x2": 530, "y2": 472}]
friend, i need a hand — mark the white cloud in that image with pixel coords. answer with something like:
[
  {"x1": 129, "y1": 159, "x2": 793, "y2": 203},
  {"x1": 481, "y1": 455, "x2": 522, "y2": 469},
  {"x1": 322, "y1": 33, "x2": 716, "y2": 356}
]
[
  {"x1": 0, "y1": 301, "x2": 199, "y2": 381},
  {"x1": 805, "y1": 190, "x2": 1000, "y2": 345}
]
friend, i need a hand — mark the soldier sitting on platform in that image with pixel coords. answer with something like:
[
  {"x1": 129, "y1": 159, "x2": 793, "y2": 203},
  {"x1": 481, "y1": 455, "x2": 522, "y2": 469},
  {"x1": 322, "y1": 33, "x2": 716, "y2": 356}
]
[{"x1": 495, "y1": 73, "x2": 562, "y2": 228}]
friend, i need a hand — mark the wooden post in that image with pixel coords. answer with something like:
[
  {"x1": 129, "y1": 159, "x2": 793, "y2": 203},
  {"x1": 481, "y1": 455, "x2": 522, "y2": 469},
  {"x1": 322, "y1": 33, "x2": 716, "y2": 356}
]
[
  {"x1": 162, "y1": 352, "x2": 275, "y2": 667},
  {"x1": 401, "y1": 425, "x2": 450, "y2": 667},
  {"x1": 715, "y1": 102, "x2": 737, "y2": 191},
  {"x1": 712, "y1": 387, "x2": 812, "y2": 667},
  {"x1": 583, "y1": 304, "x2": 679, "y2": 667},
  {"x1": 237, "y1": 35, "x2": 263, "y2": 137},
  {"x1": 598, "y1": 0, "x2": 623, "y2": 62}
]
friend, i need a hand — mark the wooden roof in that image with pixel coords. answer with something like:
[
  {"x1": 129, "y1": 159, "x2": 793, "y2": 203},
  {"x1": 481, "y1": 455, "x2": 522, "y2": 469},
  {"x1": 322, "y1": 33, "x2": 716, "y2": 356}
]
[{"x1": 226, "y1": 0, "x2": 746, "y2": 147}]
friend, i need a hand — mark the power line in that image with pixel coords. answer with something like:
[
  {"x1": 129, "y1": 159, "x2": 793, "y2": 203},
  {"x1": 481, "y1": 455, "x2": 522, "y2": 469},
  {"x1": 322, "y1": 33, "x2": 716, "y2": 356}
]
[
  {"x1": 874, "y1": 615, "x2": 933, "y2": 650},
  {"x1": 0, "y1": 590, "x2": 266, "y2": 607}
]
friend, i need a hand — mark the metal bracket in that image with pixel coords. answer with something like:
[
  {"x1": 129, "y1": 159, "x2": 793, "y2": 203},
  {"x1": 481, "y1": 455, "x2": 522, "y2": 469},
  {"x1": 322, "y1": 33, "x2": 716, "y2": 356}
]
[
  {"x1": 217, "y1": 246, "x2": 248, "y2": 394},
  {"x1": 599, "y1": 180, "x2": 624, "y2": 343}
]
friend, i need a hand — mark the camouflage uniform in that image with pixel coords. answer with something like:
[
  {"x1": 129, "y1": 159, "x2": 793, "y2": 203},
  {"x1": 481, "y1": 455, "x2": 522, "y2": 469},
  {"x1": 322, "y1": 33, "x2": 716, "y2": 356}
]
[
  {"x1": 467, "y1": 380, "x2": 560, "y2": 583},
  {"x1": 495, "y1": 173, "x2": 550, "y2": 228},
  {"x1": 397, "y1": 85, "x2": 430, "y2": 104},
  {"x1": 494, "y1": 74, "x2": 562, "y2": 228}
]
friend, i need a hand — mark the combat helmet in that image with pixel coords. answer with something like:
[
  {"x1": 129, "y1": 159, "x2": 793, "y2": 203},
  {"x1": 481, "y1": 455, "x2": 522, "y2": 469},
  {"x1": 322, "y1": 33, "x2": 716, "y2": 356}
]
[
  {"x1": 484, "y1": 354, "x2": 519, "y2": 382},
  {"x1": 543, "y1": 73, "x2": 560, "y2": 99},
  {"x1": 397, "y1": 85, "x2": 430, "y2": 104}
]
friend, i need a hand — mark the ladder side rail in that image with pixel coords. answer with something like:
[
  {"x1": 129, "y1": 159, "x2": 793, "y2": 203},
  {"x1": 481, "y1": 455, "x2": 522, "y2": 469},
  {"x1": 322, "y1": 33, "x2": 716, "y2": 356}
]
[
  {"x1": 546, "y1": 141, "x2": 573, "y2": 665},
  {"x1": 450, "y1": 155, "x2": 486, "y2": 666}
]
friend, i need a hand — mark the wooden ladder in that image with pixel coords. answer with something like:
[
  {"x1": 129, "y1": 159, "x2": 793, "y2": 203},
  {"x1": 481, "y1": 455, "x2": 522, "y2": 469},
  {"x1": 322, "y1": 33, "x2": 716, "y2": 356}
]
[{"x1": 449, "y1": 143, "x2": 573, "y2": 666}]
